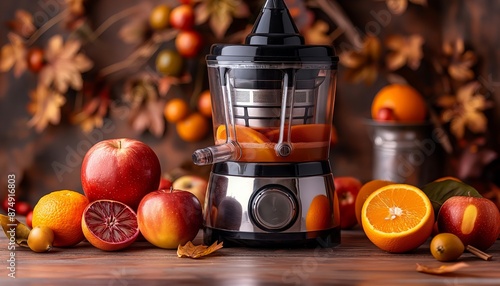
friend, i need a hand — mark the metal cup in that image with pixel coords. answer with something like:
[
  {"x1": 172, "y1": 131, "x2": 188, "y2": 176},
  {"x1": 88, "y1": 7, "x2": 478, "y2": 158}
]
[{"x1": 367, "y1": 121, "x2": 444, "y2": 187}]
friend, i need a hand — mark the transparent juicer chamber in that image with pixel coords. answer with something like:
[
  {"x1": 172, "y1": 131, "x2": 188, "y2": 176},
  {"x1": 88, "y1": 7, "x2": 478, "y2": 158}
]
[{"x1": 193, "y1": 61, "x2": 337, "y2": 165}]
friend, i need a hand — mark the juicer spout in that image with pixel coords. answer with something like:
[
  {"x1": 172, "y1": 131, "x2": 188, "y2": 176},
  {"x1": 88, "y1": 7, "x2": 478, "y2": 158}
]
[{"x1": 192, "y1": 141, "x2": 241, "y2": 166}]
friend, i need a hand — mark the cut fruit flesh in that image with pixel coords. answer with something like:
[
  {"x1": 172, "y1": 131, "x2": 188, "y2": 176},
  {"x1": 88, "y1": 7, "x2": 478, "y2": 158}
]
[
  {"x1": 82, "y1": 200, "x2": 139, "y2": 251},
  {"x1": 361, "y1": 184, "x2": 434, "y2": 253}
]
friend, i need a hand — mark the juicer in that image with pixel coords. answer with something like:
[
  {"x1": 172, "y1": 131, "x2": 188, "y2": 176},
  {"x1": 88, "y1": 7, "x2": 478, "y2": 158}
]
[{"x1": 192, "y1": 0, "x2": 340, "y2": 247}]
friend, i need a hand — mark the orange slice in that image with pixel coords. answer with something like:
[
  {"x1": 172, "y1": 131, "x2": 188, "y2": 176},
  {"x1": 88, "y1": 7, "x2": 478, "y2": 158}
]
[
  {"x1": 361, "y1": 184, "x2": 434, "y2": 253},
  {"x1": 265, "y1": 124, "x2": 331, "y2": 143},
  {"x1": 215, "y1": 125, "x2": 270, "y2": 143}
]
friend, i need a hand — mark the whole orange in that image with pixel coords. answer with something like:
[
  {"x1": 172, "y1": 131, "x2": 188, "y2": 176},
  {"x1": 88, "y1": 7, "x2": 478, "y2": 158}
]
[
  {"x1": 32, "y1": 190, "x2": 89, "y2": 247},
  {"x1": 197, "y1": 90, "x2": 212, "y2": 118},
  {"x1": 164, "y1": 98, "x2": 189, "y2": 123},
  {"x1": 371, "y1": 84, "x2": 427, "y2": 122},
  {"x1": 176, "y1": 112, "x2": 209, "y2": 142}
]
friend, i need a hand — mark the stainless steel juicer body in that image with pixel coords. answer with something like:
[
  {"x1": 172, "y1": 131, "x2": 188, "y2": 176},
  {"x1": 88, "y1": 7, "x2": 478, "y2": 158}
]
[
  {"x1": 203, "y1": 162, "x2": 339, "y2": 247},
  {"x1": 193, "y1": 0, "x2": 340, "y2": 247}
]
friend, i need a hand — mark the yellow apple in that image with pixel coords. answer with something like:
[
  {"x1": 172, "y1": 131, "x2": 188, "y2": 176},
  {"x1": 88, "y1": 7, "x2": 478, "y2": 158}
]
[{"x1": 172, "y1": 175, "x2": 208, "y2": 209}]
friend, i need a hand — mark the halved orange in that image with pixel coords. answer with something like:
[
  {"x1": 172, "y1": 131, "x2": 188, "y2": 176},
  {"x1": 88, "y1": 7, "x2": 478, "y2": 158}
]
[
  {"x1": 355, "y1": 179, "x2": 394, "y2": 226},
  {"x1": 265, "y1": 124, "x2": 331, "y2": 143},
  {"x1": 361, "y1": 184, "x2": 434, "y2": 253},
  {"x1": 215, "y1": 125, "x2": 270, "y2": 143}
]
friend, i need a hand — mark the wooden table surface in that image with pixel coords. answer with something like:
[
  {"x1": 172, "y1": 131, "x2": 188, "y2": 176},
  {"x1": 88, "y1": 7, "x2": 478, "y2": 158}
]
[{"x1": 1, "y1": 227, "x2": 499, "y2": 286}]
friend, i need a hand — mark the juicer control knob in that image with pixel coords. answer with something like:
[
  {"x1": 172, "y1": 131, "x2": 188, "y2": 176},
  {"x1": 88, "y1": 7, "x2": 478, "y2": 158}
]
[{"x1": 250, "y1": 186, "x2": 297, "y2": 231}]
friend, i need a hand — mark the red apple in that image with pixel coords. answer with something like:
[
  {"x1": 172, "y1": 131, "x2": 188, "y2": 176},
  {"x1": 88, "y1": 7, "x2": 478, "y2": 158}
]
[
  {"x1": 26, "y1": 210, "x2": 33, "y2": 228},
  {"x1": 375, "y1": 107, "x2": 396, "y2": 121},
  {"x1": 137, "y1": 189, "x2": 203, "y2": 249},
  {"x1": 334, "y1": 176, "x2": 362, "y2": 229},
  {"x1": 437, "y1": 196, "x2": 500, "y2": 251},
  {"x1": 15, "y1": 201, "x2": 32, "y2": 216},
  {"x1": 169, "y1": 4, "x2": 194, "y2": 30},
  {"x1": 81, "y1": 138, "x2": 161, "y2": 210},
  {"x1": 159, "y1": 177, "x2": 173, "y2": 190},
  {"x1": 175, "y1": 30, "x2": 203, "y2": 58},
  {"x1": 172, "y1": 175, "x2": 208, "y2": 209}
]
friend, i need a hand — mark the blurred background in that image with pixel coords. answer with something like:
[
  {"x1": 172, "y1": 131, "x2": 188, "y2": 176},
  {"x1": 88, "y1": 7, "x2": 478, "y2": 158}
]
[{"x1": 1, "y1": 0, "x2": 499, "y2": 207}]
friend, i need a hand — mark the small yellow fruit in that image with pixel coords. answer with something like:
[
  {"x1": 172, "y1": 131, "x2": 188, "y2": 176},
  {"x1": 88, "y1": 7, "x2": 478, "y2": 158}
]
[
  {"x1": 28, "y1": 226, "x2": 54, "y2": 253},
  {"x1": 430, "y1": 233, "x2": 464, "y2": 262}
]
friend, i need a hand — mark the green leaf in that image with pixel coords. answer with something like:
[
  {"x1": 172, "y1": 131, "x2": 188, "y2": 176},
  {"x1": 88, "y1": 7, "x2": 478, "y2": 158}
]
[
  {"x1": 422, "y1": 180, "x2": 482, "y2": 219},
  {"x1": 1, "y1": 214, "x2": 31, "y2": 247}
]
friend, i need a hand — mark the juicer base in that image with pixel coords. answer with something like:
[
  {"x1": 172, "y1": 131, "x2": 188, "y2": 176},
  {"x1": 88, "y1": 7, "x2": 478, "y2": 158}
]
[{"x1": 203, "y1": 226, "x2": 340, "y2": 248}]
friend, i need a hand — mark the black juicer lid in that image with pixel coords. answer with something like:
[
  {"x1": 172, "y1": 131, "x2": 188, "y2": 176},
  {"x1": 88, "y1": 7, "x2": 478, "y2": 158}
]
[{"x1": 207, "y1": 0, "x2": 338, "y2": 65}]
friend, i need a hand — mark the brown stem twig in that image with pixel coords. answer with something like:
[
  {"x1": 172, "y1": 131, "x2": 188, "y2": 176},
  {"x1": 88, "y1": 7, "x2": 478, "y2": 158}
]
[
  {"x1": 313, "y1": 0, "x2": 363, "y2": 48},
  {"x1": 98, "y1": 30, "x2": 178, "y2": 78},
  {"x1": 466, "y1": 245, "x2": 493, "y2": 261},
  {"x1": 87, "y1": 6, "x2": 140, "y2": 42},
  {"x1": 27, "y1": 9, "x2": 70, "y2": 46}
]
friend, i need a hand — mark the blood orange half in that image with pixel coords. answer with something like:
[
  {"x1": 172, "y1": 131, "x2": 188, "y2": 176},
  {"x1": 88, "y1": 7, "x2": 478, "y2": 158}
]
[{"x1": 82, "y1": 200, "x2": 139, "y2": 251}]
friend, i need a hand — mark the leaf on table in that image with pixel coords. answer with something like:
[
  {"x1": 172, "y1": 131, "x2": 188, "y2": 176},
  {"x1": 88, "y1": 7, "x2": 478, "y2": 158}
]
[
  {"x1": 1, "y1": 215, "x2": 30, "y2": 247},
  {"x1": 422, "y1": 179, "x2": 482, "y2": 219},
  {"x1": 416, "y1": 262, "x2": 469, "y2": 274},
  {"x1": 177, "y1": 241, "x2": 223, "y2": 259}
]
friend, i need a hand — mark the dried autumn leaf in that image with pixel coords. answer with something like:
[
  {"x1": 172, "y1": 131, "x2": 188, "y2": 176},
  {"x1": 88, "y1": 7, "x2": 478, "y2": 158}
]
[
  {"x1": 7, "y1": 10, "x2": 36, "y2": 38},
  {"x1": 124, "y1": 75, "x2": 165, "y2": 137},
  {"x1": 416, "y1": 262, "x2": 469, "y2": 274},
  {"x1": 1, "y1": 215, "x2": 31, "y2": 247},
  {"x1": 340, "y1": 35, "x2": 381, "y2": 85},
  {"x1": 27, "y1": 85, "x2": 67, "y2": 132},
  {"x1": 177, "y1": 241, "x2": 223, "y2": 259},
  {"x1": 305, "y1": 21, "x2": 332, "y2": 45},
  {"x1": 448, "y1": 50, "x2": 476, "y2": 81},
  {"x1": 442, "y1": 38, "x2": 477, "y2": 82},
  {"x1": 129, "y1": 98, "x2": 165, "y2": 137},
  {"x1": 385, "y1": 34, "x2": 424, "y2": 70},
  {"x1": 0, "y1": 33, "x2": 27, "y2": 77},
  {"x1": 72, "y1": 86, "x2": 110, "y2": 133},
  {"x1": 65, "y1": 0, "x2": 86, "y2": 16},
  {"x1": 386, "y1": 0, "x2": 427, "y2": 14},
  {"x1": 157, "y1": 73, "x2": 192, "y2": 97},
  {"x1": 39, "y1": 35, "x2": 93, "y2": 93},
  {"x1": 386, "y1": 0, "x2": 408, "y2": 15},
  {"x1": 194, "y1": 0, "x2": 250, "y2": 39},
  {"x1": 437, "y1": 82, "x2": 490, "y2": 139}
]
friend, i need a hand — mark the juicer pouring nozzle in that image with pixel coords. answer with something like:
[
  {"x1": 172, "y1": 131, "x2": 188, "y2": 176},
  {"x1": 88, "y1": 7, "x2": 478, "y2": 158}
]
[{"x1": 192, "y1": 141, "x2": 242, "y2": 166}]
